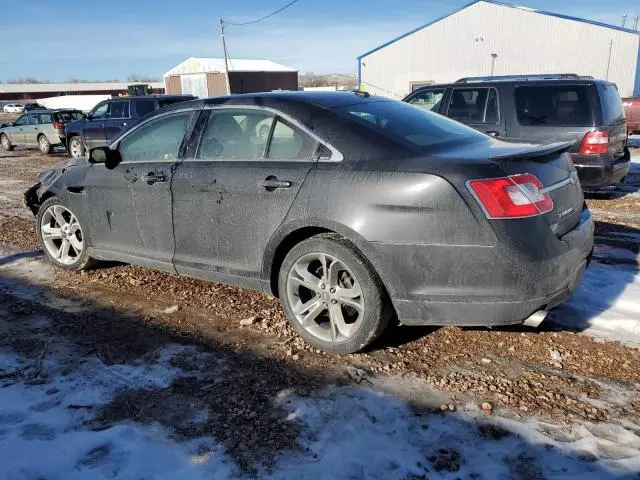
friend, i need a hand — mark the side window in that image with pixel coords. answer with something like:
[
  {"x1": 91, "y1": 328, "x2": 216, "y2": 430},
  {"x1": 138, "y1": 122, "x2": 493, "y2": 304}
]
[
  {"x1": 119, "y1": 112, "x2": 192, "y2": 163},
  {"x1": 39, "y1": 113, "x2": 53, "y2": 124},
  {"x1": 197, "y1": 110, "x2": 274, "y2": 160},
  {"x1": 447, "y1": 88, "x2": 490, "y2": 123},
  {"x1": 28, "y1": 115, "x2": 39, "y2": 125},
  {"x1": 108, "y1": 101, "x2": 130, "y2": 119},
  {"x1": 407, "y1": 89, "x2": 446, "y2": 113},
  {"x1": 91, "y1": 102, "x2": 109, "y2": 120},
  {"x1": 267, "y1": 118, "x2": 318, "y2": 160},
  {"x1": 485, "y1": 88, "x2": 499, "y2": 123},
  {"x1": 13, "y1": 115, "x2": 29, "y2": 126},
  {"x1": 135, "y1": 99, "x2": 156, "y2": 118},
  {"x1": 515, "y1": 85, "x2": 594, "y2": 126}
]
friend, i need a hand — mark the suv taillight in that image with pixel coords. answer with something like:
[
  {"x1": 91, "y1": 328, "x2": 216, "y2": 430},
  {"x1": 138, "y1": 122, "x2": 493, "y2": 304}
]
[
  {"x1": 578, "y1": 131, "x2": 608, "y2": 155},
  {"x1": 467, "y1": 174, "x2": 553, "y2": 219},
  {"x1": 53, "y1": 121, "x2": 63, "y2": 130}
]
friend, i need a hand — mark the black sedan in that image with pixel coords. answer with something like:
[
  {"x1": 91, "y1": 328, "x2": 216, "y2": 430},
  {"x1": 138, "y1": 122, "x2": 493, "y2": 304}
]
[{"x1": 24, "y1": 92, "x2": 594, "y2": 353}]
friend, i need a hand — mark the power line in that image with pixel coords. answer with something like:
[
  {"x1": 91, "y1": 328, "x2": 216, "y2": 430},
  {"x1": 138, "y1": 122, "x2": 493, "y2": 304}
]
[{"x1": 224, "y1": 0, "x2": 298, "y2": 26}]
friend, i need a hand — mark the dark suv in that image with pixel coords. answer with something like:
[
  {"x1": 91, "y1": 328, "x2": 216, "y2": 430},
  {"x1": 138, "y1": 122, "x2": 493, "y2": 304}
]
[
  {"x1": 404, "y1": 75, "x2": 631, "y2": 188},
  {"x1": 64, "y1": 95, "x2": 195, "y2": 157}
]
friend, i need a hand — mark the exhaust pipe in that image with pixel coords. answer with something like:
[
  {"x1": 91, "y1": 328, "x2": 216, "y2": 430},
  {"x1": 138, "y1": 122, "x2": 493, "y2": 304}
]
[{"x1": 523, "y1": 310, "x2": 548, "y2": 328}]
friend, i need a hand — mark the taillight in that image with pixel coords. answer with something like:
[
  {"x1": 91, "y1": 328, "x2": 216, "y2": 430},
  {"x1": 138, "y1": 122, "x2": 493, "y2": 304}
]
[
  {"x1": 467, "y1": 174, "x2": 553, "y2": 219},
  {"x1": 53, "y1": 122, "x2": 63, "y2": 130},
  {"x1": 579, "y1": 131, "x2": 608, "y2": 155}
]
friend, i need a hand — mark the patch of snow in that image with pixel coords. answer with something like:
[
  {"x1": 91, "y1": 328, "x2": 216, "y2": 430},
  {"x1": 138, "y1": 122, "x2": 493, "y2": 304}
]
[
  {"x1": 271, "y1": 387, "x2": 640, "y2": 479},
  {"x1": 551, "y1": 260, "x2": 640, "y2": 346}
]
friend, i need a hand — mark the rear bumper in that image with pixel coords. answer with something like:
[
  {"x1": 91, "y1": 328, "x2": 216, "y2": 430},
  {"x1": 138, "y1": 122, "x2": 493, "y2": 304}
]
[
  {"x1": 369, "y1": 207, "x2": 594, "y2": 327},
  {"x1": 572, "y1": 149, "x2": 631, "y2": 188}
]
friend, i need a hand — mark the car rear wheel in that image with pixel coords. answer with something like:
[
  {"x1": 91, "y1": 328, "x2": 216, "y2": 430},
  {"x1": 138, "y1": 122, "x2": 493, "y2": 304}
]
[
  {"x1": 1, "y1": 134, "x2": 14, "y2": 151},
  {"x1": 68, "y1": 136, "x2": 85, "y2": 158},
  {"x1": 36, "y1": 197, "x2": 95, "y2": 270},
  {"x1": 38, "y1": 134, "x2": 53, "y2": 154},
  {"x1": 278, "y1": 233, "x2": 391, "y2": 354}
]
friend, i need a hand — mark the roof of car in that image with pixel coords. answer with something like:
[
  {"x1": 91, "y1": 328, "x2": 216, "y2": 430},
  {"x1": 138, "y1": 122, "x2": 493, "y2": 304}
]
[
  {"x1": 163, "y1": 91, "x2": 391, "y2": 113},
  {"x1": 114, "y1": 95, "x2": 195, "y2": 100},
  {"x1": 410, "y1": 78, "x2": 612, "y2": 93}
]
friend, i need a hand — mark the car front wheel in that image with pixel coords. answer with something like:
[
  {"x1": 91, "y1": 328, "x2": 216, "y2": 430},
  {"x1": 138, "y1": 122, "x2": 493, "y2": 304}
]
[
  {"x1": 36, "y1": 197, "x2": 94, "y2": 270},
  {"x1": 1, "y1": 134, "x2": 14, "y2": 151},
  {"x1": 278, "y1": 233, "x2": 392, "y2": 354}
]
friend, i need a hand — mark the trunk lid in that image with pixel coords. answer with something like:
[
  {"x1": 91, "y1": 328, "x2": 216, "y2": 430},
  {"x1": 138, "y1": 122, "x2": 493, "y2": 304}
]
[{"x1": 492, "y1": 142, "x2": 584, "y2": 236}]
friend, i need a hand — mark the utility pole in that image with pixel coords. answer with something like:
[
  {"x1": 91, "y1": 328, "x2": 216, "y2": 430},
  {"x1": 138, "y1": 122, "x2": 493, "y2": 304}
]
[
  {"x1": 621, "y1": 14, "x2": 627, "y2": 28},
  {"x1": 219, "y1": 18, "x2": 231, "y2": 95}
]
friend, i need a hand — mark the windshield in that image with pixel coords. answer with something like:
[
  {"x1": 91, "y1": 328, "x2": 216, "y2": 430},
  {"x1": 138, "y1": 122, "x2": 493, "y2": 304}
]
[{"x1": 333, "y1": 100, "x2": 486, "y2": 150}]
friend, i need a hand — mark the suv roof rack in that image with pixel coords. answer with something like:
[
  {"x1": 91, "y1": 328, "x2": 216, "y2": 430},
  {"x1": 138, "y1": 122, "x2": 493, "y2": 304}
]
[{"x1": 455, "y1": 74, "x2": 590, "y2": 83}]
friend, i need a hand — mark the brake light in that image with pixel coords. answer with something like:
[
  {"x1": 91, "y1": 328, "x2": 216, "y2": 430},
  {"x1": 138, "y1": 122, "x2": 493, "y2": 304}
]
[
  {"x1": 53, "y1": 121, "x2": 63, "y2": 130},
  {"x1": 467, "y1": 174, "x2": 553, "y2": 219},
  {"x1": 579, "y1": 131, "x2": 608, "y2": 155}
]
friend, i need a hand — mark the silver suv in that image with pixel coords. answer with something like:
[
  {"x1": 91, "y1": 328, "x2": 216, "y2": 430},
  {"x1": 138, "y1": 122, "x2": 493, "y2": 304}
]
[{"x1": 0, "y1": 109, "x2": 84, "y2": 154}]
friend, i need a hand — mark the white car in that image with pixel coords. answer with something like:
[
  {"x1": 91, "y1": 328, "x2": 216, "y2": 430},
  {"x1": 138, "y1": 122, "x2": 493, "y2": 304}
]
[{"x1": 3, "y1": 103, "x2": 25, "y2": 113}]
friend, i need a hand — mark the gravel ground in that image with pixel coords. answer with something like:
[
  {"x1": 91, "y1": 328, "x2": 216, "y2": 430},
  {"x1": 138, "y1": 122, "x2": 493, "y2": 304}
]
[{"x1": 1, "y1": 148, "x2": 640, "y2": 474}]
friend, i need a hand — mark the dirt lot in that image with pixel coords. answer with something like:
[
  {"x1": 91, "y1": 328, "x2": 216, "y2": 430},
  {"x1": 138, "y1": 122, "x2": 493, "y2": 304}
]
[{"x1": 1, "y1": 147, "x2": 640, "y2": 477}]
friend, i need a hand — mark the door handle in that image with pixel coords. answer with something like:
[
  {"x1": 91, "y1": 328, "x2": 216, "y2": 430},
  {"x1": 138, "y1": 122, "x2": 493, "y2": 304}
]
[
  {"x1": 260, "y1": 176, "x2": 291, "y2": 191},
  {"x1": 486, "y1": 130, "x2": 500, "y2": 137},
  {"x1": 121, "y1": 122, "x2": 127, "y2": 127},
  {"x1": 143, "y1": 172, "x2": 166, "y2": 185}
]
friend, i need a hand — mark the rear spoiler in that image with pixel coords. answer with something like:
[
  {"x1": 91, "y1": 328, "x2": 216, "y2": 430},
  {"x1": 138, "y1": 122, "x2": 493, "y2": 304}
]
[{"x1": 490, "y1": 141, "x2": 573, "y2": 161}]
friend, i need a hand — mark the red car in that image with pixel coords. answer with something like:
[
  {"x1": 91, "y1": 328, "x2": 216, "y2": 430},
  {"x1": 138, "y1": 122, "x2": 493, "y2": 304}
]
[{"x1": 623, "y1": 97, "x2": 640, "y2": 134}]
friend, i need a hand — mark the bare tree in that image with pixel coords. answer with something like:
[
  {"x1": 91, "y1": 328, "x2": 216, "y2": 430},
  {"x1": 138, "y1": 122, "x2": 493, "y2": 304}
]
[
  {"x1": 299, "y1": 73, "x2": 357, "y2": 90},
  {"x1": 127, "y1": 74, "x2": 160, "y2": 83},
  {"x1": 2, "y1": 77, "x2": 51, "y2": 84}
]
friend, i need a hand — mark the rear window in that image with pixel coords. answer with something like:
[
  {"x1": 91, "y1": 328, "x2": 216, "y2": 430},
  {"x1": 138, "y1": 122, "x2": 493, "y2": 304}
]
[
  {"x1": 515, "y1": 85, "x2": 594, "y2": 126},
  {"x1": 136, "y1": 99, "x2": 156, "y2": 117},
  {"x1": 599, "y1": 84, "x2": 624, "y2": 125},
  {"x1": 334, "y1": 100, "x2": 486, "y2": 149},
  {"x1": 54, "y1": 111, "x2": 83, "y2": 122}
]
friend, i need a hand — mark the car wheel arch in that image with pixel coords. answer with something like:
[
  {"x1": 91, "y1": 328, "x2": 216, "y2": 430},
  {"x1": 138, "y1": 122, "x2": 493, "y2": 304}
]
[{"x1": 263, "y1": 219, "x2": 402, "y2": 301}]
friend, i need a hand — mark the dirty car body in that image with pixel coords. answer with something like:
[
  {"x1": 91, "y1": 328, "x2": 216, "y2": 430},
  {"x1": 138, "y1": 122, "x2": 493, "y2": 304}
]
[{"x1": 25, "y1": 92, "x2": 594, "y2": 353}]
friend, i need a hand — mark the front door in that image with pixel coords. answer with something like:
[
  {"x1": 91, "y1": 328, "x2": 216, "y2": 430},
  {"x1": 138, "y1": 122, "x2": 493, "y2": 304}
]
[
  {"x1": 104, "y1": 100, "x2": 131, "y2": 144},
  {"x1": 84, "y1": 110, "x2": 195, "y2": 271},
  {"x1": 23, "y1": 114, "x2": 40, "y2": 145},
  {"x1": 84, "y1": 101, "x2": 109, "y2": 149},
  {"x1": 9, "y1": 114, "x2": 29, "y2": 145},
  {"x1": 172, "y1": 108, "x2": 319, "y2": 284}
]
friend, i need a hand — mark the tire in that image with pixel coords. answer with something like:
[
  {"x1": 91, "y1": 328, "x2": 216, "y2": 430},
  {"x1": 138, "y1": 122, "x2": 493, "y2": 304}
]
[
  {"x1": 1, "y1": 134, "x2": 14, "y2": 151},
  {"x1": 38, "y1": 134, "x2": 53, "y2": 154},
  {"x1": 67, "y1": 136, "x2": 85, "y2": 158},
  {"x1": 278, "y1": 233, "x2": 392, "y2": 354},
  {"x1": 36, "y1": 197, "x2": 95, "y2": 270}
]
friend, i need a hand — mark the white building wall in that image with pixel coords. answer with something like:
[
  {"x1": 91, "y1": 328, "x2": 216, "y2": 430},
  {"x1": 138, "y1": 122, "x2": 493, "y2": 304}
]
[{"x1": 360, "y1": 1, "x2": 640, "y2": 98}]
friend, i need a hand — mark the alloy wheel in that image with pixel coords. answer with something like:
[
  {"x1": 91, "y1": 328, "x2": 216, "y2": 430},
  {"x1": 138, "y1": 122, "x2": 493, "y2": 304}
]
[
  {"x1": 39, "y1": 136, "x2": 49, "y2": 153},
  {"x1": 69, "y1": 138, "x2": 83, "y2": 158},
  {"x1": 285, "y1": 252, "x2": 364, "y2": 343},
  {"x1": 1, "y1": 136, "x2": 9, "y2": 150},
  {"x1": 40, "y1": 205, "x2": 84, "y2": 266}
]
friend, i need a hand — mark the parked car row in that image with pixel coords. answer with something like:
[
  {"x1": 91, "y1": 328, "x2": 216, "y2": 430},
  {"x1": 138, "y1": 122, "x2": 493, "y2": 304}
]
[
  {"x1": 25, "y1": 91, "x2": 594, "y2": 354},
  {"x1": 404, "y1": 75, "x2": 631, "y2": 189}
]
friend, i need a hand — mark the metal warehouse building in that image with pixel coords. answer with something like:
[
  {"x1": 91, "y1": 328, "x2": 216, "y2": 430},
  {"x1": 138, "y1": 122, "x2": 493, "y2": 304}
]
[
  {"x1": 358, "y1": 0, "x2": 640, "y2": 99},
  {"x1": 164, "y1": 57, "x2": 298, "y2": 98},
  {"x1": 0, "y1": 82, "x2": 165, "y2": 101}
]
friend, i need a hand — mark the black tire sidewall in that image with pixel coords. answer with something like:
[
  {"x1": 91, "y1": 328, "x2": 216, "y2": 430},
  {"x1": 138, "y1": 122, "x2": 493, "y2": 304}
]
[
  {"x1": 278, "y1": 234, "x2": 390, "y2": 354},
  {"x1": 36, "y1": 197, "x2": 92, "y2": 270}
]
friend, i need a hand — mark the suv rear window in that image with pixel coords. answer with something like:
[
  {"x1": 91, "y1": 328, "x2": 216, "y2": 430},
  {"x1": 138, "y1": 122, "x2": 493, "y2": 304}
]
[
  {"x1": 599, "y1": 84, "x2": 624, "y2": 125},
  {"x1": 335, "y1": 100, "x2": 486, "y2": 149},
  {"x1": 515, "y1": 85, "x2": 594, "y2": 127}
]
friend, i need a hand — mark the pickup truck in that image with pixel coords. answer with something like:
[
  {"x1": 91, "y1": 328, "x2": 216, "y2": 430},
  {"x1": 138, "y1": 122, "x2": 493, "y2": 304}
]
[{"x1": 64, "y1": 95, "x2": 195, "y2": 157}]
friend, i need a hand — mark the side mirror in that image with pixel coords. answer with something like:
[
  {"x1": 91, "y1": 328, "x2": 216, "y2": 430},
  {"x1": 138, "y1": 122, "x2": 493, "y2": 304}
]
[
  {"x1": 89, "y1": 147, "x2": 122, "y2": 169},
  {"x1": 86, "y1": 113, "x2": 93, "y2": 120}
]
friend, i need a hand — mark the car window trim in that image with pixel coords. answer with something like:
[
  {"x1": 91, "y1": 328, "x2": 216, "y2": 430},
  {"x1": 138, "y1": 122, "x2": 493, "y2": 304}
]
[
  {"x1": 195, "y1": 104, "x2": 343, "y2": 163},
  {"x1": 446, "y1": 87, "x2": 499, "y2": 125},
  {"x1": 108, "y1": 107, "x2": 200, "y2": 164}
]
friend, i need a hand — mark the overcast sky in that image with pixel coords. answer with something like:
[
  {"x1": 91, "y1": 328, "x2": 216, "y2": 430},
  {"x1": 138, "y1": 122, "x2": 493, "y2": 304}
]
[{"x1": 1, "y1": 0, "x2": 638, "y2": 81}]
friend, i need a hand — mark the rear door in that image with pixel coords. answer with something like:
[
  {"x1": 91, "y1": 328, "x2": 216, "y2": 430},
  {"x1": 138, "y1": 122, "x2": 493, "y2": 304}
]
[
  {"x1": 104, "y1": 100, "x2": 131, "y2": 143},
  {"x1": 445, "y1": 87, "x2": 505, "y2": 138},
  {"x1": 84, "y1": 101, "x2": 109, "y2": 149},
  {"x1": 171, "y1": 107, "x2": 319, "y2": 284},
  {"x1": 84, "y1": 110, "x2": 195, "y2": 270}
]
